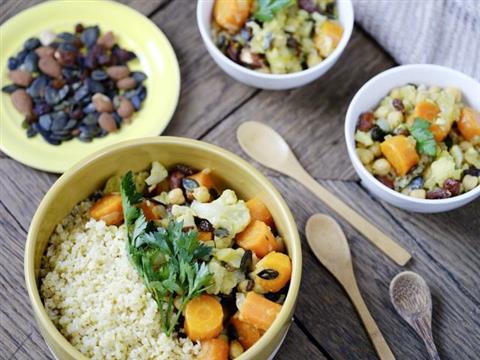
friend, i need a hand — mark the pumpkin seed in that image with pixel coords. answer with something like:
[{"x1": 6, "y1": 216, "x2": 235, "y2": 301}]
[
  {"x1": 257, "y1": 269, "x2": 279, "y2": 280},
  {"x1": 240, "y1": 250, "x2": 253, "y2": 273},
  {"x1": 194, "y1": 217, "x2": 214, "y2": 232},
  {"x1": 214, "y1": 227, "x2": 229, "y2": 238},
  {"x1": 182, "y1": 178, "x2": 199, "y2": 191}
]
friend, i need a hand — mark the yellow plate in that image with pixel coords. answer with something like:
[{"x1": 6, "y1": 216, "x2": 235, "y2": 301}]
[{"x1": 0, "y1": 0, "x2": 180, "y2": 173}]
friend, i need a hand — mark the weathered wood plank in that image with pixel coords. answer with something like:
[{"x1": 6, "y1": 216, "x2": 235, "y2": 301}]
[
  {"x1": 202, "y1": 124, "x2": 480, "y2": 359},
  {"x1": 275, "y1": 322, "x2": 328, "y2": 360},
  {"x1": 11, "y1": 328, "x2": 52, "y2": 360},
  {"x1": 149, "y1": 0, "x2": 259, "y2": 138}
]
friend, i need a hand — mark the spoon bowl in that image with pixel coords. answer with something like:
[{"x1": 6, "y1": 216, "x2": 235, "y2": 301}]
[
  {"x1": 389, "y1": 272, "x2": 439, "y2": 360},
  {"x1": 306, "y1": 214, "x2": 395, "y2": 360},
  {"x1": 237, "y1": 121, "x2": 291, "y2": 171}
]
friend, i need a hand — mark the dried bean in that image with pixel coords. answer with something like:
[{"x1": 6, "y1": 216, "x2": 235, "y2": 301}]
[
  {"x1": 443, "y1": 179, "x2": 461, "y2": 196},
  {"x1": 426, "y1": 188, "x2": 451, "y2": 199},
  {"x1": 357, "y1": 112, "x2": 375, "y2": 131}
]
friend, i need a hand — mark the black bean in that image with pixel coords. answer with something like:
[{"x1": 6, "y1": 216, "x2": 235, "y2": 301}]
[
  {"x1": 194, "y1": 217, "x2": 214, "y2": 232},
  {"x1": 408, "y1": 176, "x2": 424, "y2": 190},
  {"x1": 44, "y1": 87, "x2": 60, "y2": 105},
  {"x1": 82, "y1": 113, "x2": 98, "y2": 126},
  {"x1": 27, "y1": 76, "x2": 48, "y2": 98},
  {"x1": 78, "y1": 133, "x2": 93, "y2": 142},
  {"x1": 264, "y1": 292, "x2": 282, "y2": 302},
  {"x1": 83, "y1": 102, "x2": 96, "y2": 114},
  {"x1": 240, "y1": 250, "x2": 253, "y2": 273},
  {"x1": 64, "y1": 119, "x2": 78, "y2": 130},
  {"x1": 57, "y1": 32, "x2": 77, "y2": 43},
  {"x1": 131, "y1": 95, "x2": 141, "y2": 110},
  {"x1": 112, "y1": 112, "x2": 122, "y2": 127},
  {"x1": 57, "y1": 85, "x2": 70, "y2": 102},
  {"x1": 371, "y1": 126, "x2": 387, "y2": 141},
  {"x1": 51, "y1": 113, "x2": 68, "y2": 132},
  {"x1": 2, "y1": 84, "x2": 19, "y2": 94},
  {"x1": 463, "y1": 167, "x2": 480, "y2": 177},
  {"x1": 16, "y1": 49, "x2": 28, "y2": 63},
  {"x1": 73, "y1": 85, "x2": 89, "y2": 102},
  {"x1": 257, "y1": 269, "x2": 279, "y2": 280}
]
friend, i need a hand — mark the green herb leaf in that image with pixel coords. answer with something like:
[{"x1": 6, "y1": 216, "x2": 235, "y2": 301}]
[
  {"x1": 410, "y1": 118, "x2": 437, "y2": 156},
  {"x1": 120, "y1": 172, "x2": 213, "y2": 336},
  {"x1": 254, "y1": 0, "x2": 294, "y2": 22}
]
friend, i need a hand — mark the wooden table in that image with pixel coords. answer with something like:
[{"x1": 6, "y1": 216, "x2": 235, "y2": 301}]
[{"x1": 1, "y1": 1, "x2": 479, "y2": 359}]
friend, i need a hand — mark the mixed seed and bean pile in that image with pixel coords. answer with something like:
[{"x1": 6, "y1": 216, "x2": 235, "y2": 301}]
[
  {"x1": 212, "y1": 0, "x2": 343, "y2": 74},
  {"x1": 2, "y1": 24, "x2": 147, "y2": 145},
  {"x1": 355, "y1": 85, "x2": 480, "y2": 199},
  {"x1": 86, "y1": 162, "x2": 292, "y2": 359}
]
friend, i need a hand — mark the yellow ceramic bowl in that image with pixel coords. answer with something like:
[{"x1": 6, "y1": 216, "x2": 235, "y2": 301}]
[
  {"x1": 25, "y1": 137, "x2": 302, "y2": 360},
  {"x1": 0, "y1": 0, "x2": 180, "y2": 173}
]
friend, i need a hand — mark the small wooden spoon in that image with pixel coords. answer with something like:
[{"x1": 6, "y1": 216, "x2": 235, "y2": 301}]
[
  {"x1": 306, "y1": 214, "x2": 395, "y2": 360},
  {"x1": 390, "y1": 272, "x2": 440, "y2": 360},
  {"x1": 237, "y1": 121, "x2": 411, "y2": 266}
]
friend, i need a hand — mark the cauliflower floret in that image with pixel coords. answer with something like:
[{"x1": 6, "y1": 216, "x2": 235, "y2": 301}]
[
  {"x1": 424, "y1": 151, "x2": 462, "y2": 189},
  {"x1": 214, "y1": 248, "x2": 245, "y2": 269},
  {"x1": 145, "y1": 161, "x2": 168, "y2": 186},
  {"x1": 190, "y1": 190, "x2": 250, "y2": 236},
  {"x1": 170, "y1": 205, "x2": 196, "y2": 229},
  {"x1": 207, "y1": 259, "x2": 245, "y2": 295}
]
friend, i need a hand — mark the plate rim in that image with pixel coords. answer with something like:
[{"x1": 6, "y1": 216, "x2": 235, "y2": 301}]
[{"x1": 0, "y1": 0, "x2": 181, "y2": 173}]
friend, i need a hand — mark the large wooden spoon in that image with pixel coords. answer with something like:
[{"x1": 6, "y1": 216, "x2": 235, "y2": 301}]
[
  {"x1": 390, "y1": 272, "x2": 440, "y2": 360},
  {"x1": 306, "y1": 213, "x2": 396, "y2": 360},
  {"x1": 237, "y1": 121, "x2": 411, "y2": 266}
]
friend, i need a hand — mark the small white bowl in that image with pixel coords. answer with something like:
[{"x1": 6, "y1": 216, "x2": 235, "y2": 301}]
[
  {"x1": 345, "y1": 64, "x2": 480, "y2": 213},
  {"x1": 197, "y1": 0, "x2": 354, "y2": 90}
]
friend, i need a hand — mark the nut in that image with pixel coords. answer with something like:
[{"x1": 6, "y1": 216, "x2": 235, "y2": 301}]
[
  {"x1": 97, "y1": 31, "x2": 116, "y2": 49},
  {"x1": 35, "y1": 46, "x2": 55, "y2": 58},
  {"x1": 11, "y1": 89, "x2": 33, "y2": 115},
  {"x1": 106, "y1": 65, "x2": 130, "y2": 80},
  {"x1": 117, "y1": 97, "x2": 134, "y2": 119},
  {"x1": 92, "y1": 93, "x2": 114, "y2": 112},
  {"x1": 38, "y1": 56, "x2": 62, "y2": 78},
  {"x1": 98, "y1": 112, "x2": 117, "y2": 133},
  {"x1": 117, "y1": 77, "x2": 136, "y2": 90},
  {"x1": 8, "y1": 70, "x2": 33, "y2": 87}
]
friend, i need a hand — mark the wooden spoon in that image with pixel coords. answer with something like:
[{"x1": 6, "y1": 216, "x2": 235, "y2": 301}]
[
  {"x1": 390, "y1": 272, "x2": 440, "y2": 360},
  {"x1": 306, "y1": 213, "x2": 396, "y2": 360},
  {"x1": 237, "y1": 121, "x2": 411, "y2": 266}
]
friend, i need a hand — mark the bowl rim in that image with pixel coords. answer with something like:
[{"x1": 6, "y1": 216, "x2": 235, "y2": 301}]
[
  {"x1": 345, "y1": 63, "x2": 480, "y2": 206},
  {"x1": 196, "y1": 0, "x2": 354, "y2": 80},
  {"x1": 24, "y1": 136, "x2": 302, "y2": 360}
]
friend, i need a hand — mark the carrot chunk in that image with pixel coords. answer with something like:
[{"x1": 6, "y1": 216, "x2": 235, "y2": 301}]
[
  {"x1": 236, "y1": 220, "x2": 277, "y2": 258},
  {"x1": 231, "y1": 313, "x2": 262, "y2": 349},
  {"x1": 380, "y1": 135, "x2": 419, "y2": 176},
  {"x1": 185, "y1": 294, "x2": 223, "y2": 341},
  {"x1": 140, "y1": 200, "x2": 159, "y2": 221},
  {"x1": 198, "y1": 337, "x2": 229, "y2": 360},
  {"x1": 319, "y1": 20, "x2": 343, "y2": 47},
  {"x1": 246, "y1": 198, "x2": 274, "y2": 228},
  {"x1": 213, "y1": 0, "x2": 252, "y2": 33},
  {"x1": 414, "y1": 101, "x2": 449, "y2": 141},
  {"x1": 188, "y1": 169, "x2": 216, "y2": 190},
  {"x1": 197, "y1": 231, "x2": 213, "y2": 242},
  {"x1": 239, "y1": 292, "x2": 282, "y2": 331},
  {"x1": 255, "y1": 252, "x2": 292, "y2": 293},
  {"x1": 90, "y1": 194, "x2": 123, "y2": 225},
  {"x1": 457, "y1": 107, "x2": 480, "y2": 140}
]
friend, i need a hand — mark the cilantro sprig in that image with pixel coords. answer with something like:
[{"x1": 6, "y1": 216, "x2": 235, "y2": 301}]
[
  {"x1": 254, "y1": 0, "x2": 294, "y2": 22},
  {"x1": 410, "y1": 118, "x2": 437, "y2": 156},
  {"x1": 120, "y1": 172, "x2": 212, "y2": 336}
]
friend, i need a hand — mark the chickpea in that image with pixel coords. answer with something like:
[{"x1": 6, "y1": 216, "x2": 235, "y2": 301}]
[
  {"x1": 387, "y1": 111, "x2": 404, "y2": 129},
  {"x1": 389, "y1": 88, "x2": 401, "y2": 99},
  {"x1": 192, "y1": 186, "x2": 210, "y2": 203},
  {"x1": 462, "y1": 175, "x2": 479, "y2": 192},
  {"x1": 460, "y1": 141, "x2": 473, "y2": 152},
  {"x1": 167, "y1": 188, "x2": 185, "y2": 205},
  {"x1": 356, "y1": 148, "x2": 374, "y2": 165},
  {"x1": 229, "y1": 340, "x2": 244, "y2": 359},
  {"x1": 410, "y1": 189, "x2": 426, "y2": 199},
  {"x1": 374, "y1": 105, "x2": 389, "y2": 119},
  {"x1": 369, "y1": 142, "x2": 382, "y2": 157},
  {"x1": 372, "y1": 158, "x2": 391, "y2": 176}
]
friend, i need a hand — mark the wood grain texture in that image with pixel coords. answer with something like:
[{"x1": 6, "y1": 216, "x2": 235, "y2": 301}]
[{"x1": 1, "y1": 0, "x2": 479, "y2": 359}]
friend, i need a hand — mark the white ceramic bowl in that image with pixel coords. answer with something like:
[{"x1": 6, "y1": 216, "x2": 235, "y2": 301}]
[
  {"x1": 197, "y1": 0, "x2": 354, "y2": 90},
  {"x1": 345, "y1": 64, "x2": 480, "y2": 213}
]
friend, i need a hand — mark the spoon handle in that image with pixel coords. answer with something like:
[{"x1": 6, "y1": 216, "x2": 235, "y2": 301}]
[
  {"x1": 412, "y1": 317, "x2": 440, "y2": 360},
  {"x1": 294, "y1": 167, "x2": 411, "y2": 266},
  {"x1": 345, "y1": 280, "x2": 396, "y2": 360}
]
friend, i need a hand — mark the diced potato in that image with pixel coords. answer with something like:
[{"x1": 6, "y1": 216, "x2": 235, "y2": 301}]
[{"x1": 213, "y1": 0, "x2": 252, "y2": 33}]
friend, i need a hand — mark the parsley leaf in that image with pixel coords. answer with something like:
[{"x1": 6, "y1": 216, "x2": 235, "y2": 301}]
[
  {"x1": 410, "y1": 118, "x2": 437, "y2": 156},
  {"x1": 254, "y1": 0, "x2": 294, "y2": 22},
  {"x1": 120, "y1": 172, "x2": 212, "y2": 336}
]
